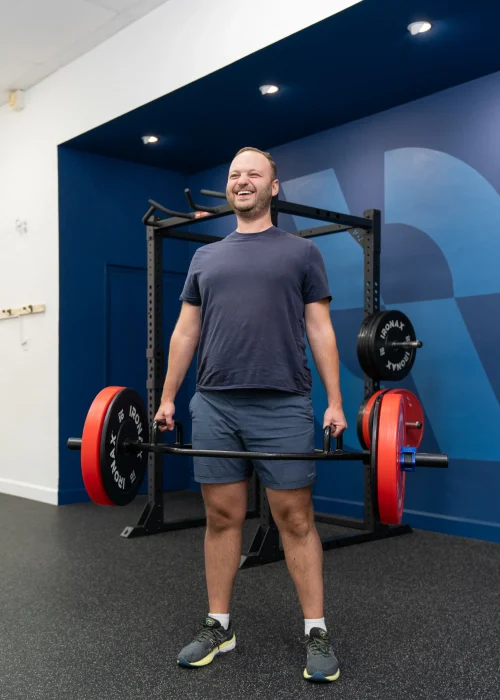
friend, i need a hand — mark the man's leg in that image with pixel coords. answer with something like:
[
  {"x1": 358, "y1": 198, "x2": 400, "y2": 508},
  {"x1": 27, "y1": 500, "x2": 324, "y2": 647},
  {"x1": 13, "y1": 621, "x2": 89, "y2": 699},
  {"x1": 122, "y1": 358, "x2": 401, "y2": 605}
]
[
  {"x1": 189, "y1": 390, "x2": 251, "y2": 614},
  {"x1": 266, "y1": 485, "x2": 339, "y2": 682},
  {"x1": 240, "y1": 392, "x2": 324, "y2": 617},
  {"x1": 177, "y1": 390, "x2": 249, "y2": 668},
  {"x1": 176, "y1": 481, "x2": 247, "y2": 668},
  {"x1": 238, "y1": 390, "x2": 339, "y2": 681},
  {"x1": 202, "y1": 481, "x2": 248, "y2": 613},
  {"x1": 265, "y1": 486, "x2": 323, "y2": 619}
]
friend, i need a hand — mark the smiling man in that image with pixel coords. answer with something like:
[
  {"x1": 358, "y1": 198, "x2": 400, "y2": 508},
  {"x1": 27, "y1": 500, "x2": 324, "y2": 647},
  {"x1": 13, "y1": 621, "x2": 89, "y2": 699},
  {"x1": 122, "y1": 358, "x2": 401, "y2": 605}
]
[{"x1": 155, "y1": 146, "x2": 347, "y2": 682}]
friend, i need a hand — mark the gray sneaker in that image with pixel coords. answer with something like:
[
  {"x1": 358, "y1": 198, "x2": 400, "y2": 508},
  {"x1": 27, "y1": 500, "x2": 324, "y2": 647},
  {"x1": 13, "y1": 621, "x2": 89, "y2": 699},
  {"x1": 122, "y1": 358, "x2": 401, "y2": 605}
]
[
  {"x1": 177, "y1": 617, "x2": 236, "y2": 668},
  {"x1": 303, "y1": 628, "x2": 340, "y2": 682}
]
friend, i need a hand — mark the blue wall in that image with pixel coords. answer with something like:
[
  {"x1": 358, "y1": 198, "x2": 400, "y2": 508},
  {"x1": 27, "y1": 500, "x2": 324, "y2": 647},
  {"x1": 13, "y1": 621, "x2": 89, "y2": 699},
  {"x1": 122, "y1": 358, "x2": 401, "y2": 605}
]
[
  {"x1": 188, "y1": 71, "x2": 500, "y2": 542},
  {"x1": 59, "y1": 71, "x2": 500, "y2": 540},
  {"x1": 58, "y1": 148, "x2": 196, "y2": 504}
]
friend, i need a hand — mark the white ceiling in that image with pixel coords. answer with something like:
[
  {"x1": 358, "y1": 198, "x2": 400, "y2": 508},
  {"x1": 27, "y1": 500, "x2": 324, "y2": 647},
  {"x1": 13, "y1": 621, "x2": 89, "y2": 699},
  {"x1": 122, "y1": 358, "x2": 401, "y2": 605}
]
[{"x1": 0, "y1": 0, "x2": 169, "y2": 106}]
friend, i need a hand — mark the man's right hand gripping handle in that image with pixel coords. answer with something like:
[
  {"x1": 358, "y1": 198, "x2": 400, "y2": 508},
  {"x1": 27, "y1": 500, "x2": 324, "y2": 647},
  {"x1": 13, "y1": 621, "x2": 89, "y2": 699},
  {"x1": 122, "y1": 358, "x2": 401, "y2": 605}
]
[
  {"x1": 154, "y1": 400, "x2": 176, "y2": 432},
  {"x1": 155, "y1": 302, "x2": 201, "y2": 433}
]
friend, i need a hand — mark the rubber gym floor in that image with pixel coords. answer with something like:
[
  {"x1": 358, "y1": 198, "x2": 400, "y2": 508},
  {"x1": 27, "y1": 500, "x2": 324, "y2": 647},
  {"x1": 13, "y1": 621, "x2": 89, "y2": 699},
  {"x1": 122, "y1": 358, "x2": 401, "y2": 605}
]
[{"x1": 1, "y1": 491, "x2": 499, "y2": 700}]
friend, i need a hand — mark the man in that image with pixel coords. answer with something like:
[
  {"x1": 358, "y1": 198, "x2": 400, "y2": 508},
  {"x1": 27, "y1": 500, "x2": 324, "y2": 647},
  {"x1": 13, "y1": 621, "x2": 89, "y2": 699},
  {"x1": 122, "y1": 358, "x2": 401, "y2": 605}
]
[{"x1": 154, "y1": 147, "x2": 347, "y2": 682}]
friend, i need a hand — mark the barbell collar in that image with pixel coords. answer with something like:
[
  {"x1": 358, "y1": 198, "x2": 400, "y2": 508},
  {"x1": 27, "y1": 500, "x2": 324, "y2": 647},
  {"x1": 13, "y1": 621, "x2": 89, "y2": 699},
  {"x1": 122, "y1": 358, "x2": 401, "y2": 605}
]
[{"x1": 67, "y1": 438, "x2": 82, "y2": 450}]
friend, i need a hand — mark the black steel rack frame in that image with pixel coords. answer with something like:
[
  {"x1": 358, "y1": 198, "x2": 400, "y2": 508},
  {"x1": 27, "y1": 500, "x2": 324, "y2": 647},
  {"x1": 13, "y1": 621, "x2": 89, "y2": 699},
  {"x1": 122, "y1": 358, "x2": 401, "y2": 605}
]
[{"x1": 122, "y1": 189, "x2": 411, "y2": 565}]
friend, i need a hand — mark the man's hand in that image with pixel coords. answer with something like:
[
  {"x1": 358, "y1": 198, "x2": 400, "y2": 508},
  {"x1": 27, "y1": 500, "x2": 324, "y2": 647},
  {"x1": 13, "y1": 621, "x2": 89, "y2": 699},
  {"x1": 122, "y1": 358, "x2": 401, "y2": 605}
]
[
  {"x1": 323, "y1": 404, "x2": 348, "y2": 438},
  {"x1": 154, "y1": 400, "x2": 176, "y2": 432}
]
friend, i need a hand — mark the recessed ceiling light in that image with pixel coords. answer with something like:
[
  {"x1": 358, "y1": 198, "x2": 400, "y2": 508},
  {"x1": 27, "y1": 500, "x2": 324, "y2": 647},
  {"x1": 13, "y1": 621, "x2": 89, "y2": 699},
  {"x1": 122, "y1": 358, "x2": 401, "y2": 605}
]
[
  {"x1": 142, "y1": 135, "x2": 159, "y2": 144},
  {"x1": 259, "y1": 84, "x2": 279, "y2": 95},
  {"x1": 408, "y1": 21, "x2": 432, "y2": 36}
]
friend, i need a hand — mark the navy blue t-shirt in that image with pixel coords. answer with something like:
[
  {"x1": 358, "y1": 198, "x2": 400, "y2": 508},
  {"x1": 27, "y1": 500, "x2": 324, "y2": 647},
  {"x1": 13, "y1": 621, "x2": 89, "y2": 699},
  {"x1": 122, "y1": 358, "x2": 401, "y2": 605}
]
[{"x1": 179, "y1": 226, "x2": 332, "y2": 395}]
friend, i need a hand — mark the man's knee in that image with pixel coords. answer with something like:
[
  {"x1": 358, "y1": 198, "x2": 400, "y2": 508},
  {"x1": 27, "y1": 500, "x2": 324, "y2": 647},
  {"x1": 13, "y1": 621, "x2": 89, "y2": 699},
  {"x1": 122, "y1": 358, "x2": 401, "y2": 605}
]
[
  {"x1": 277, "y1": 507, "x2": 314, "y2": 538},
  {"x1": 266, "y1": 486, "x2": 316, "y2": 538},
  {"x1": 206, "y1": 504, "x2": 245, "y2": 532},
  {"x1": 202, "y1": 483, "x2": 247, "y2": 532}
]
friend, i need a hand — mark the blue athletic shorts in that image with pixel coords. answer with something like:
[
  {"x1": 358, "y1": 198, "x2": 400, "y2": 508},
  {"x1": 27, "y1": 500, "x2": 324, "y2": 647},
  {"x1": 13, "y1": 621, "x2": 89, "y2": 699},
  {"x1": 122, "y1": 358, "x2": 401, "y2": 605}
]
[{"x1": 189, "y1": 389, "x2": 316, "y2": 490}]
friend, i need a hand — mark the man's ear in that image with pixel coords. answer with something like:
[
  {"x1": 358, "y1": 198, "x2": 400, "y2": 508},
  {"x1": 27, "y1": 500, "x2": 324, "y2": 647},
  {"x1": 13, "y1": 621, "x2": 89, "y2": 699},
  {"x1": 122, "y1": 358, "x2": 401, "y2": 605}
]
[{"x1": 272, "y1": 179, "x2": 280, "y2": 197}]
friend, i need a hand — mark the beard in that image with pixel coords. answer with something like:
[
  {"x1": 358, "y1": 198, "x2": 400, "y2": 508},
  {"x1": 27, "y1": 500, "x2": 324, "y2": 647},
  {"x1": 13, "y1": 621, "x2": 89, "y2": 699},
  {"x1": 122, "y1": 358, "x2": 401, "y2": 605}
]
[{"x1": 227, "y1": 182, "x2": 273, "y2": 220}]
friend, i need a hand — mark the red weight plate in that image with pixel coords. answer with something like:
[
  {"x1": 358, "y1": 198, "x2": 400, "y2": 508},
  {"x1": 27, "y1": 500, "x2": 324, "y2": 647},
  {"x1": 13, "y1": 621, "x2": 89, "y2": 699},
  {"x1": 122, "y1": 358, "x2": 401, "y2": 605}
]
[
  {"x1": 393, "y1": 389, "x2": 424, "y2": 449},
  {"x1": 377, "y1": 393, "x2": 406, "y2": 525},
  {"x1": 363, "y1": 388, "x2": 424, "y2": 449},
  {"x1": 81, "y1": 386, "x2": 125, "y2": 506},
  {"x1": 361, "y1": 389, "x2": 386, "y2": 449}
]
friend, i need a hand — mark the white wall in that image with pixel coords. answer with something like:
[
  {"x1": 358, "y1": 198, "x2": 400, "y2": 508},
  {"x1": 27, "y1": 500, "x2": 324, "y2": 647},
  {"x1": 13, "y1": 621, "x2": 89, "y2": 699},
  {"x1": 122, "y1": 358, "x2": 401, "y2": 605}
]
[{"x1": 0, "y1": 0, "x2": 361, "y2": 504}]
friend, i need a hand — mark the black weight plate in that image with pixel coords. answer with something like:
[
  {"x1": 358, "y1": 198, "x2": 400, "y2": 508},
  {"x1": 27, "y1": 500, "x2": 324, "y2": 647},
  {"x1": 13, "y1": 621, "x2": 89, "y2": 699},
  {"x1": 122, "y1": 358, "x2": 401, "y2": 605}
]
[
  {"x1": 360, "y1": 310, "x2": 418, "y2": 381},
  {"x1": 365, "y1": 312, "x2": 382, "y2": 379},
  {"x1": 373, "y1": 310, "x2": 417, "y2": 381},
  {"x1": 356, "y1": 317, "x2": 369, "y2": 376},
  {"x1": 99, "y1": 388, "x2": 148, "y2": 506},
  {"x1": 359, "y1": 311, "x2": 386, "y2": 381},
  {"x1": 365, "y1": 312, "x2": 382, "y2": 378},
  {"x1": 357, "y1": 314, "x2": 379, "y2": 378}
]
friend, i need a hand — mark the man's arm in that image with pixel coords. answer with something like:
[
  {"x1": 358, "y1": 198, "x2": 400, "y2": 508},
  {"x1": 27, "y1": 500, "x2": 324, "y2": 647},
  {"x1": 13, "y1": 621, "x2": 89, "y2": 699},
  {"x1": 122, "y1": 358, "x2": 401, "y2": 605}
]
[
  {"x1": 305, "y1": 299, "x2": 347, "y2": 435},
  {"x1": 155, "y1": 302, "x2": 201, "y2": 430}
]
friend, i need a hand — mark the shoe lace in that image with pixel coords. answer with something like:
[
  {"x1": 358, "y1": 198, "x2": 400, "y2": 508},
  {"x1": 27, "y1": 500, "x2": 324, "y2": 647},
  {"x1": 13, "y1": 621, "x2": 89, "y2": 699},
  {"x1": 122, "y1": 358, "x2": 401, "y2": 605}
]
[
  {"x1": 304, "y1": 635, "x2": 331, "y2": 657},
  {"x1": 197, "y1": 624, "x2": 221, "y2": 645}
]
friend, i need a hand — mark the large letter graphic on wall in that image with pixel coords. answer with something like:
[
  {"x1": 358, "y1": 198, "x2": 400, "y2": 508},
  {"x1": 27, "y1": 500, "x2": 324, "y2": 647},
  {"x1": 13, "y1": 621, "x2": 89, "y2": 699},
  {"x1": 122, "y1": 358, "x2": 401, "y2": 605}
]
[
  {"x1": 385, "y1": 148, "x2": 500, "y2": 460},
  {"x1": 282, "y1": 170, "x2": 364, "y2": 449}
]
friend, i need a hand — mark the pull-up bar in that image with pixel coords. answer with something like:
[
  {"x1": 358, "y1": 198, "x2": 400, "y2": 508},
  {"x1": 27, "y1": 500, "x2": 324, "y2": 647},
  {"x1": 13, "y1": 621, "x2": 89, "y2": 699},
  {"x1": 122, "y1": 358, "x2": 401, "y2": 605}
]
[{"x1": 142, "y1": 189, "x2": 374, "y2": 246}]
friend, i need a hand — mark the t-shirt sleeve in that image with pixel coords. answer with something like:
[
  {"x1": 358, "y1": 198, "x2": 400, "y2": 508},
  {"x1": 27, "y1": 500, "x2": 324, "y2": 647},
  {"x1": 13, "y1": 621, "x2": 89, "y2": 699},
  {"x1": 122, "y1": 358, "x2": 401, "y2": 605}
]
[
  {"x1": 302, "y1": 242, "x2": 332, "y2": 304},
  {"x1": 179, "y1": 252, "x2": 202, "y2": 305}
]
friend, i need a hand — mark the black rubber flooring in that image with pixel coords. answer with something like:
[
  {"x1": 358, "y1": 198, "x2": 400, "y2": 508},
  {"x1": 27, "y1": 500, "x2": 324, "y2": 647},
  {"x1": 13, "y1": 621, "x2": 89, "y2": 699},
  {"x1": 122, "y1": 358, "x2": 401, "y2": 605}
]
[{"x1": 1, "y1": 491, "x2": 499, "y2": 700}]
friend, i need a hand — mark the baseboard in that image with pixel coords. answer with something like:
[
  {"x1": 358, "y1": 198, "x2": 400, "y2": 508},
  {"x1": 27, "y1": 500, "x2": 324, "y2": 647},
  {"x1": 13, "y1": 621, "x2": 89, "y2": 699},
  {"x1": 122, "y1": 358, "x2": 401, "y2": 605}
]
[
  {"x1": 0, "y1": 477, "x2": 58, "y2": 505},
  {"x1": 59, "y1": 484, "x2": 195, "y2": 505},
  {"x1": 402, "y1": 509, "x2": 500, "y2": 544},
  {"x1": 58, "y1": 488, "x2": 92, "y2": 505},
  {"x1": 312, "y1": 496, "x2": 500, "y2": 544}
]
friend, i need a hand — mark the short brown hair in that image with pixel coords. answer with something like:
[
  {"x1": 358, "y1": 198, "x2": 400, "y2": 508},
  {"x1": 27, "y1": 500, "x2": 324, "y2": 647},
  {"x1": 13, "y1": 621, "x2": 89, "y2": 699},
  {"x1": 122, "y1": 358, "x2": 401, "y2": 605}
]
[{"x1": 233, "y1": 147, "x2": 277, "y2": 181}]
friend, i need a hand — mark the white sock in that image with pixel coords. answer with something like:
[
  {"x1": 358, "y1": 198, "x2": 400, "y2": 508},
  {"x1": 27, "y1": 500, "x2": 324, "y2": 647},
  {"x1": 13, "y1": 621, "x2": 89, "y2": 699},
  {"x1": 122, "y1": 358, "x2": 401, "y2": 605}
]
[
  {"x1": 305, "y1": 617, "x2": 327, "y2": 636},
  {"x1": 208, "y1": 613, "x2": 230, "y2": 630}
]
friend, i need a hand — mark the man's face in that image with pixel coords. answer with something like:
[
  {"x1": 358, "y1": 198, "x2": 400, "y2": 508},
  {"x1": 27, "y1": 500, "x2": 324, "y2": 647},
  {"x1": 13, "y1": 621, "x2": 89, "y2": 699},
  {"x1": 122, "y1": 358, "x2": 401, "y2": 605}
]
[{"x1": 226, "y1": 151, "x2": 279, "y2": 219}]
